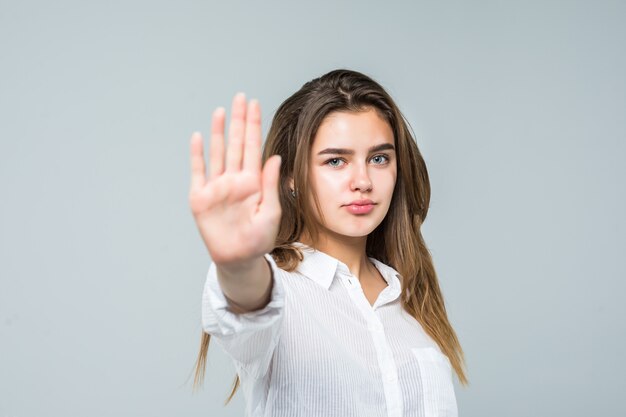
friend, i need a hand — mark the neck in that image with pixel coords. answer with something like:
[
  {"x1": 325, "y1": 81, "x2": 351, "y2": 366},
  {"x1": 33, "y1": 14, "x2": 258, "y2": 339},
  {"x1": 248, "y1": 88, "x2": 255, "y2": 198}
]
[{"x1": 299, "y1": 231, "x2": 373, "y2": 280}]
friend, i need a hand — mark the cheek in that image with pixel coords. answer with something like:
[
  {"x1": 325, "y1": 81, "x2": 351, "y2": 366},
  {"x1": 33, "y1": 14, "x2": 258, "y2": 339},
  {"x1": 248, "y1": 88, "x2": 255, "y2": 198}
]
[
  {"x1": 307, "y1": 171, "x2": 333, "y2": 212},
  {"x1": 313, "y1": 170, "x2": 351, "y2": 194},
  {"x1": 308, "y1": 170, "x2": 350, "y2": 218},
  {"x1": 373, "y1": 169, "x2": 397, "y2": 192}
]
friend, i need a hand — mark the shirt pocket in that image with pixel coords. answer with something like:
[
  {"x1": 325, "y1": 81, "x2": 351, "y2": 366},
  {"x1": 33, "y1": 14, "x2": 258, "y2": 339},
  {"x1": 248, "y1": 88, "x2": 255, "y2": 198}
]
[{"x1": 410, "y1": 347, "x2": 458, "y2": 417}]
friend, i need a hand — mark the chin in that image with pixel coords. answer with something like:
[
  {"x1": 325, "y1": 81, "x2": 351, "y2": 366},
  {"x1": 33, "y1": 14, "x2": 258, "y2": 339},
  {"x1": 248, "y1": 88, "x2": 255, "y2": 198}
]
[{"x1": 330, "y1": 219, "x2": 384, "y2": 238}]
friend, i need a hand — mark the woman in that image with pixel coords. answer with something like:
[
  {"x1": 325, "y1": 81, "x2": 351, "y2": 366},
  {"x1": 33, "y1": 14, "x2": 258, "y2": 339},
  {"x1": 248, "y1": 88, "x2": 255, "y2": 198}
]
[{"x1": 189, "y1": 69, "x2": 468, "y2": 417}]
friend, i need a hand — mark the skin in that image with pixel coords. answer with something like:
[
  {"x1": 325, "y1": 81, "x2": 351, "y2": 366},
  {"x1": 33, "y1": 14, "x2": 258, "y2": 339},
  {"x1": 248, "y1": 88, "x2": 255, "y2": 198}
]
[{"x1": 298, "y1": 108, "x2": 398, "y2": 305}]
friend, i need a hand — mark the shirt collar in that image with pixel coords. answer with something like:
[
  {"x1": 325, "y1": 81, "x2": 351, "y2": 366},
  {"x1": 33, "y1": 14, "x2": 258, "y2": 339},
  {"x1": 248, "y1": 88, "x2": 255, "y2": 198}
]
[
  {"x1": 293, "y1": 242, "x2": 402, "y2": 292},
  {"x1": 293, "y1": 242, "x2": 338, "y2": 290}
]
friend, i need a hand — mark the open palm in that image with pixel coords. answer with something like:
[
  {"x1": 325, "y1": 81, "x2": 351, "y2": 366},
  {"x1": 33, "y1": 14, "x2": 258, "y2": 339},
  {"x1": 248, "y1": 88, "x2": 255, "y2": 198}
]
[{"x1": 188, "y1": 93, "x2": 282, "y2": 267}]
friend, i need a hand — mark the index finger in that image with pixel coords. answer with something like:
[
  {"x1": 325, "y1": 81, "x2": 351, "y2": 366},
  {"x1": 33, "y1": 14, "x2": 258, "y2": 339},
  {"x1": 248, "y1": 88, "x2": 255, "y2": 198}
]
[{"x1": 189, "y1": 132, "x2": 206, "y2": 191}]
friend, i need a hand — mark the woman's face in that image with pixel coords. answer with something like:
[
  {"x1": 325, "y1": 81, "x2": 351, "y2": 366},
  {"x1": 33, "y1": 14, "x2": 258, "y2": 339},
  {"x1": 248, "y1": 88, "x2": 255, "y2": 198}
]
[{"x1": 304, "y1": 108, "x2": 397, "y2": 241}]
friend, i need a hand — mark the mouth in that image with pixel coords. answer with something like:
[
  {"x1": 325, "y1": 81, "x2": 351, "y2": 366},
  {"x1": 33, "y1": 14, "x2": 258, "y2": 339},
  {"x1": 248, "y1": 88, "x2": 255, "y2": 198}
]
[{"x1": 343, "y1": 201, "x2": 376, "y2": 214}]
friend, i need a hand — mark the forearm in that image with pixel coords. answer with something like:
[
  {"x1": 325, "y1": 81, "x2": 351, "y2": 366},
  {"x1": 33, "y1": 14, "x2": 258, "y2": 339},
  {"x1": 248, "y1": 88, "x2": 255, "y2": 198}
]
[{"x1": 216, "y1": 256, "x2": 273, "y2": 313}]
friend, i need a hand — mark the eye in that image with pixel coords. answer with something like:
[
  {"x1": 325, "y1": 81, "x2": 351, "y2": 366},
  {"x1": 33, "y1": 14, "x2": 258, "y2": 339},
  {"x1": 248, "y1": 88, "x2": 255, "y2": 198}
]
[
  {"x1": 370, "y1": 154, "x2": 389, "y2": 165},
  {"x1": 325, "y1": 158, "x2": 345, "y2": 167}
]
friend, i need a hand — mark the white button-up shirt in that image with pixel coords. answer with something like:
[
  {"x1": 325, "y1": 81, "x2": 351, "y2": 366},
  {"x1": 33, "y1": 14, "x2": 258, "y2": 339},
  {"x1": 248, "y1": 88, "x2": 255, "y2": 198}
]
[{"x1": 201, "y1": 243, "x2": 458, "y2": 417}]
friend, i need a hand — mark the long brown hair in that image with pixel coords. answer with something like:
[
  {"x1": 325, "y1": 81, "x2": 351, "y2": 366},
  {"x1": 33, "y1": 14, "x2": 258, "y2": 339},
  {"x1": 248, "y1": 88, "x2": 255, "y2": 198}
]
[{"x1": 192, "y1": 69, "x2": 468, "y2": 403}]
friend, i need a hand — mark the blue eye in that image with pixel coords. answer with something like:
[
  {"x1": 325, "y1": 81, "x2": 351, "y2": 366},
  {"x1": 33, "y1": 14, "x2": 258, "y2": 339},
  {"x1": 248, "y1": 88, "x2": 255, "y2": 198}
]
[
  {"x1": 326, "y1": 158, "x2": 345, "y2": 167},
  {"x1": 371, "y1": 154, "x2": 389, "y2": 164}
]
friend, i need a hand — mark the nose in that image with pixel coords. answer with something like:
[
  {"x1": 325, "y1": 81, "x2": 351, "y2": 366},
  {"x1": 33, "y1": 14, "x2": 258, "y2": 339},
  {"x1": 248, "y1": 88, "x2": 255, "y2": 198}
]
[{"x1": 350, "y1": 164, "x2": 372, "y2": 192}]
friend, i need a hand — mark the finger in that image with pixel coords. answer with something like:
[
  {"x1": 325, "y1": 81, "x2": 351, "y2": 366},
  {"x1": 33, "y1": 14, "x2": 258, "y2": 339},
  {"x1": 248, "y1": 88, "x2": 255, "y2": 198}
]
[
  {"x1": 189, "y1": 132, "x2": 206, "y2": 191},
  {"x1": 243, "y1": 99, "x2": 262, "y2": 173},
  {"x1": 259, "y1": 155, "x2": 282, "y2": 219},
  {"x1": 209, "y1": 107, "x2": 226, "y2": 179},
  {"x1": 225, "y1": 92, "x2": 246, "y2": 172}
]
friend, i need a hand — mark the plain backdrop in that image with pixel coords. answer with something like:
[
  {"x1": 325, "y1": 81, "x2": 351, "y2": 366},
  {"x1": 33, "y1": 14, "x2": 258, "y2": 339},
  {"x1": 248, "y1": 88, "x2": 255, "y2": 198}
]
[{"x1": 1, "y1": 1, "x2": 624, "y2": 416}]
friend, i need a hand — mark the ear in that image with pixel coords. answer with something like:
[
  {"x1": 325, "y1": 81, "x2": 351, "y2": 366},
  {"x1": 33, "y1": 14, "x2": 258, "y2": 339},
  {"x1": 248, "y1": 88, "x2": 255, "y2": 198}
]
[{"x1": 288, "y1": 177, "x2": 294, "y2": 190}]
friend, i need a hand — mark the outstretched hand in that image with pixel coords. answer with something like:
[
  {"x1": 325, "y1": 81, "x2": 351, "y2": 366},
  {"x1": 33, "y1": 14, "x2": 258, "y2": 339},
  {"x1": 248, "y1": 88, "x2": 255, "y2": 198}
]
[{"x1": 189, "y1": 93, "x2": 282, "y2": 267}]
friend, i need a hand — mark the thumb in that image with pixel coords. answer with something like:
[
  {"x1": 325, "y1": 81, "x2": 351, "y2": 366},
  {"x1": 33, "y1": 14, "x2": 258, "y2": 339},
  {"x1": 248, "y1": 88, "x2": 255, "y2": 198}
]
[{"x1": 259, "y1": 155, "x2": 282, "y2": 218}]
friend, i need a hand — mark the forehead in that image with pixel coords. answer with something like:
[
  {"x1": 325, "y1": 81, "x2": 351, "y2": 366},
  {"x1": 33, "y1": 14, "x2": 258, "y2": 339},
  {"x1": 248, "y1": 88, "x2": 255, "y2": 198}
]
[{"x1": 311, "y1": 108, "x2": 394, "y2": 150}]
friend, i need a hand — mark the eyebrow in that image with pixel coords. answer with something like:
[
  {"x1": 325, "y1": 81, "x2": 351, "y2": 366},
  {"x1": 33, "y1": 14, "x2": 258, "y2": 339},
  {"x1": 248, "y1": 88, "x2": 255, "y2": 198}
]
[{"x1": 317, "y1": 143, "x2": 395, "y2": 156}]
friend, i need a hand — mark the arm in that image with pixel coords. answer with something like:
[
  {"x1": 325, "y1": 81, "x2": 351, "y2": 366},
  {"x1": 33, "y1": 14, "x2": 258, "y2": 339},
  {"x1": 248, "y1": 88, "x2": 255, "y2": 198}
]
[
  {"x1": 189, "y1": 93, "x2": 284, "y2": 378},
  {"x1": 216, "y1": 255, "x2": 273, "y2": 314},
  {"x1": 188, "y1": 93, "x2": 282, "y2": 309},
  {"x1": 202, "y1": 254, "x2": 285, "y2": 379}
]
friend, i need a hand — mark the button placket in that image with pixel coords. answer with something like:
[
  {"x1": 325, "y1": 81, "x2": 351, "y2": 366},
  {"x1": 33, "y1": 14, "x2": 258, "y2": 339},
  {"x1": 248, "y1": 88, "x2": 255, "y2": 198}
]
[
  {"x1": 340, "y1": 272, "x2": 361, "y2": 291},
  {"x1": 384, "y1": 372, "x2": 396, "y2": 383},
  {"x1": 341, "y1": 268, "x2": 403, "y2": 417},
  {"x1": 368, "y1": 319, "x2": 384, "y2": 333}
]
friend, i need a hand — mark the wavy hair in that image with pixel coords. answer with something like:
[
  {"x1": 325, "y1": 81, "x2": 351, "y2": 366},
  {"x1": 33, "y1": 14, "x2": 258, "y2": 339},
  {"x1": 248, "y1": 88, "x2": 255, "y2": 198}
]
[{"x1": 192, "y1": 69, "x2": 468, "y2": 403}]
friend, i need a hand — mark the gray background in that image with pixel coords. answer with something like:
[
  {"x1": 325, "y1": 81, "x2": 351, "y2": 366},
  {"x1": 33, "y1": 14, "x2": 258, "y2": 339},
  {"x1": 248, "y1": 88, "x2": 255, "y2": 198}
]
[{"x1": 1, "y1": 0, "x2": 624, "y2": 416}]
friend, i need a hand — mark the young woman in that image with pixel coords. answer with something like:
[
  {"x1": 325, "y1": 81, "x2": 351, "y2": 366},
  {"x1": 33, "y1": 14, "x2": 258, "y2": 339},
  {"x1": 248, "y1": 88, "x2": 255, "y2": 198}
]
[{"x1": 189, "y1": 69, "x2": 468, "y2": 417}]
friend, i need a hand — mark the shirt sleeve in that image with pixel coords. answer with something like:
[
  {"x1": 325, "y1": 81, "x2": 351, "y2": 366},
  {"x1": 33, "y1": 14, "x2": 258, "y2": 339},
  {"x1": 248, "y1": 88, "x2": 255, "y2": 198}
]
[{"x1": 201, "y1": 253, "x2": 285, "y2": 379}]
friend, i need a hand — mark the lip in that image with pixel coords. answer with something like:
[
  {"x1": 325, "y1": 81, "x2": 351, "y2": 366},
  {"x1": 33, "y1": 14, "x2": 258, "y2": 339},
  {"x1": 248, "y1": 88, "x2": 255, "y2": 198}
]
[
  {"x1": 344, "y1": 199, "x2": 375, "y2": 206},
  {"x1": 343, "y1": 200, "x2": 376, "y2": 215}
]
